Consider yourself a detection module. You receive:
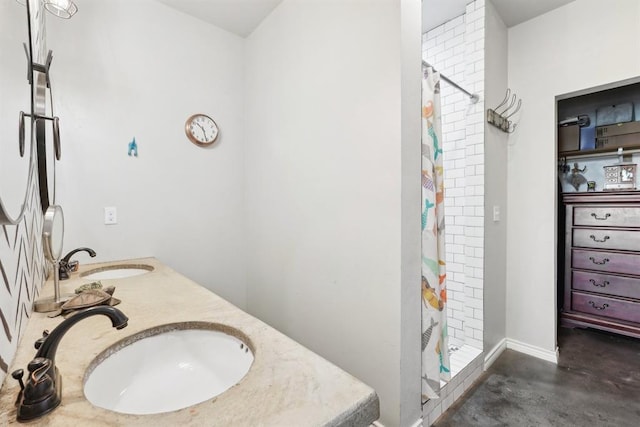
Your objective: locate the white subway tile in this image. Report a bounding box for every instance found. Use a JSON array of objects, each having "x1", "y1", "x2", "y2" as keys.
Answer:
[
  {"x1": 445, "y1": 34, "x2": 465, "y2": 50},
  {"x1": 452, "y1": 271, "x2": 465, "y2": 283},
  {"x1": 466, "y1": 317, "x2": 483, "y2": 330},
  {"x1": 473, "y1": 328, "x2": 484, "y2": 341},
  {"x1": 466, "y1": 337, "x2": 484, "y2": 350},
  {"x1": 426, "y1": 24, "x2": 444, "y2": 40},
  {"x1": 466, "y1": 277, "x2": 482, "y2": 288},
  {"x1": 466, "y1": 236, "x2": 483, "y2": 248},
  {"x1": 448, "y1": 262, "x2": 464, "y2": 273},
  {"x1": 445, "y1": 15, "x2": 465, "y2": 31},
  {"x1": 428, "y1": 403, "x2": 442, "y2": 426},
  {"x1": 445, "y1": 54, "x2": 465, "y2": 69},
  {"x1": 466, "y1": 216, "x2": 484, "y2": 227},
  {"x1": 464, "y1": 286, "x2": 475, "y2": 298},
  {"x1": 467, "y1": 175, "x2": 483, "y2": 186},
  {"x1": 465, "y1": 3, "x2": 475, "y2": 15},
  {"x1": 448, "y1": 317, "x2": 463, "y2": 330}
]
